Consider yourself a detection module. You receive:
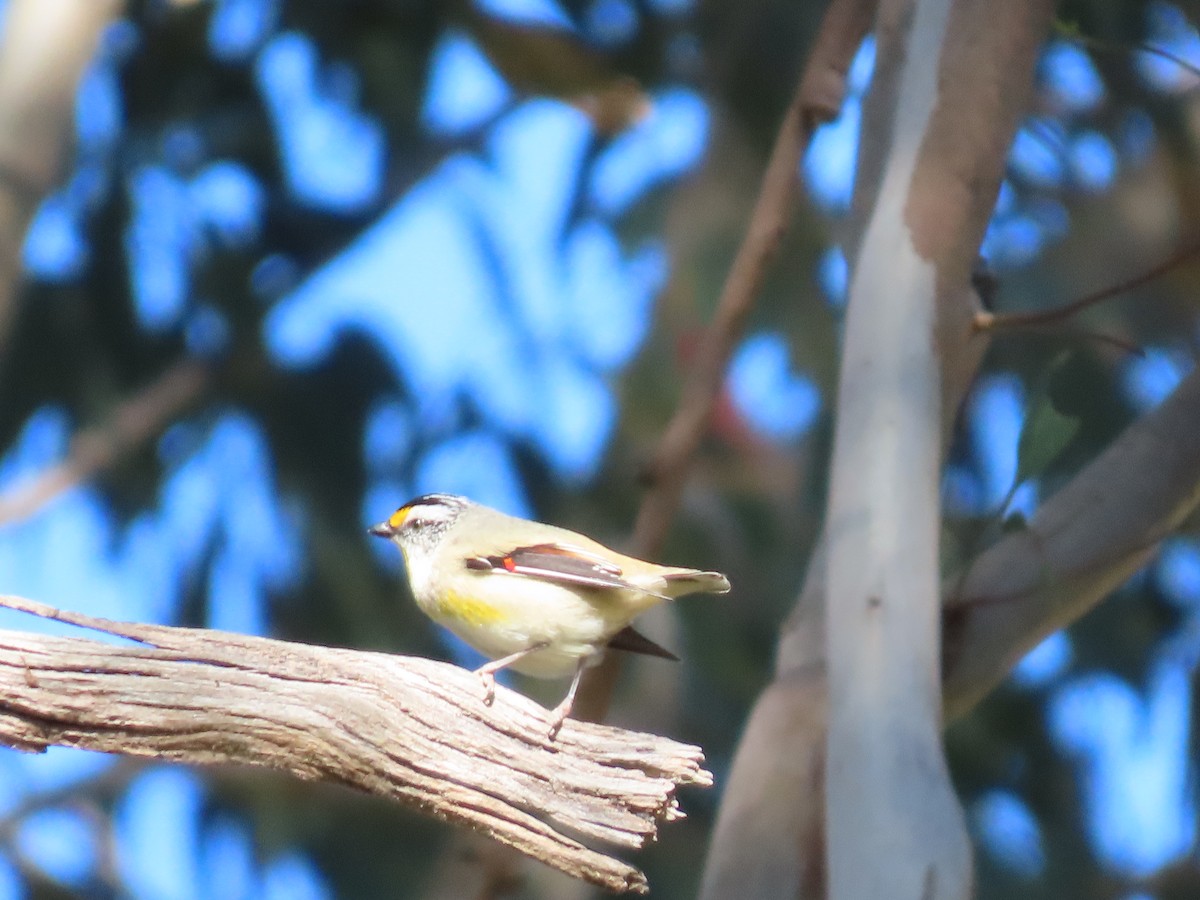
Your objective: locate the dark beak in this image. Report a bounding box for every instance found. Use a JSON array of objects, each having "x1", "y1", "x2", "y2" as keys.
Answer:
[{"x1": 368, "y1": 522, "x2": 393, "y2": 538}]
